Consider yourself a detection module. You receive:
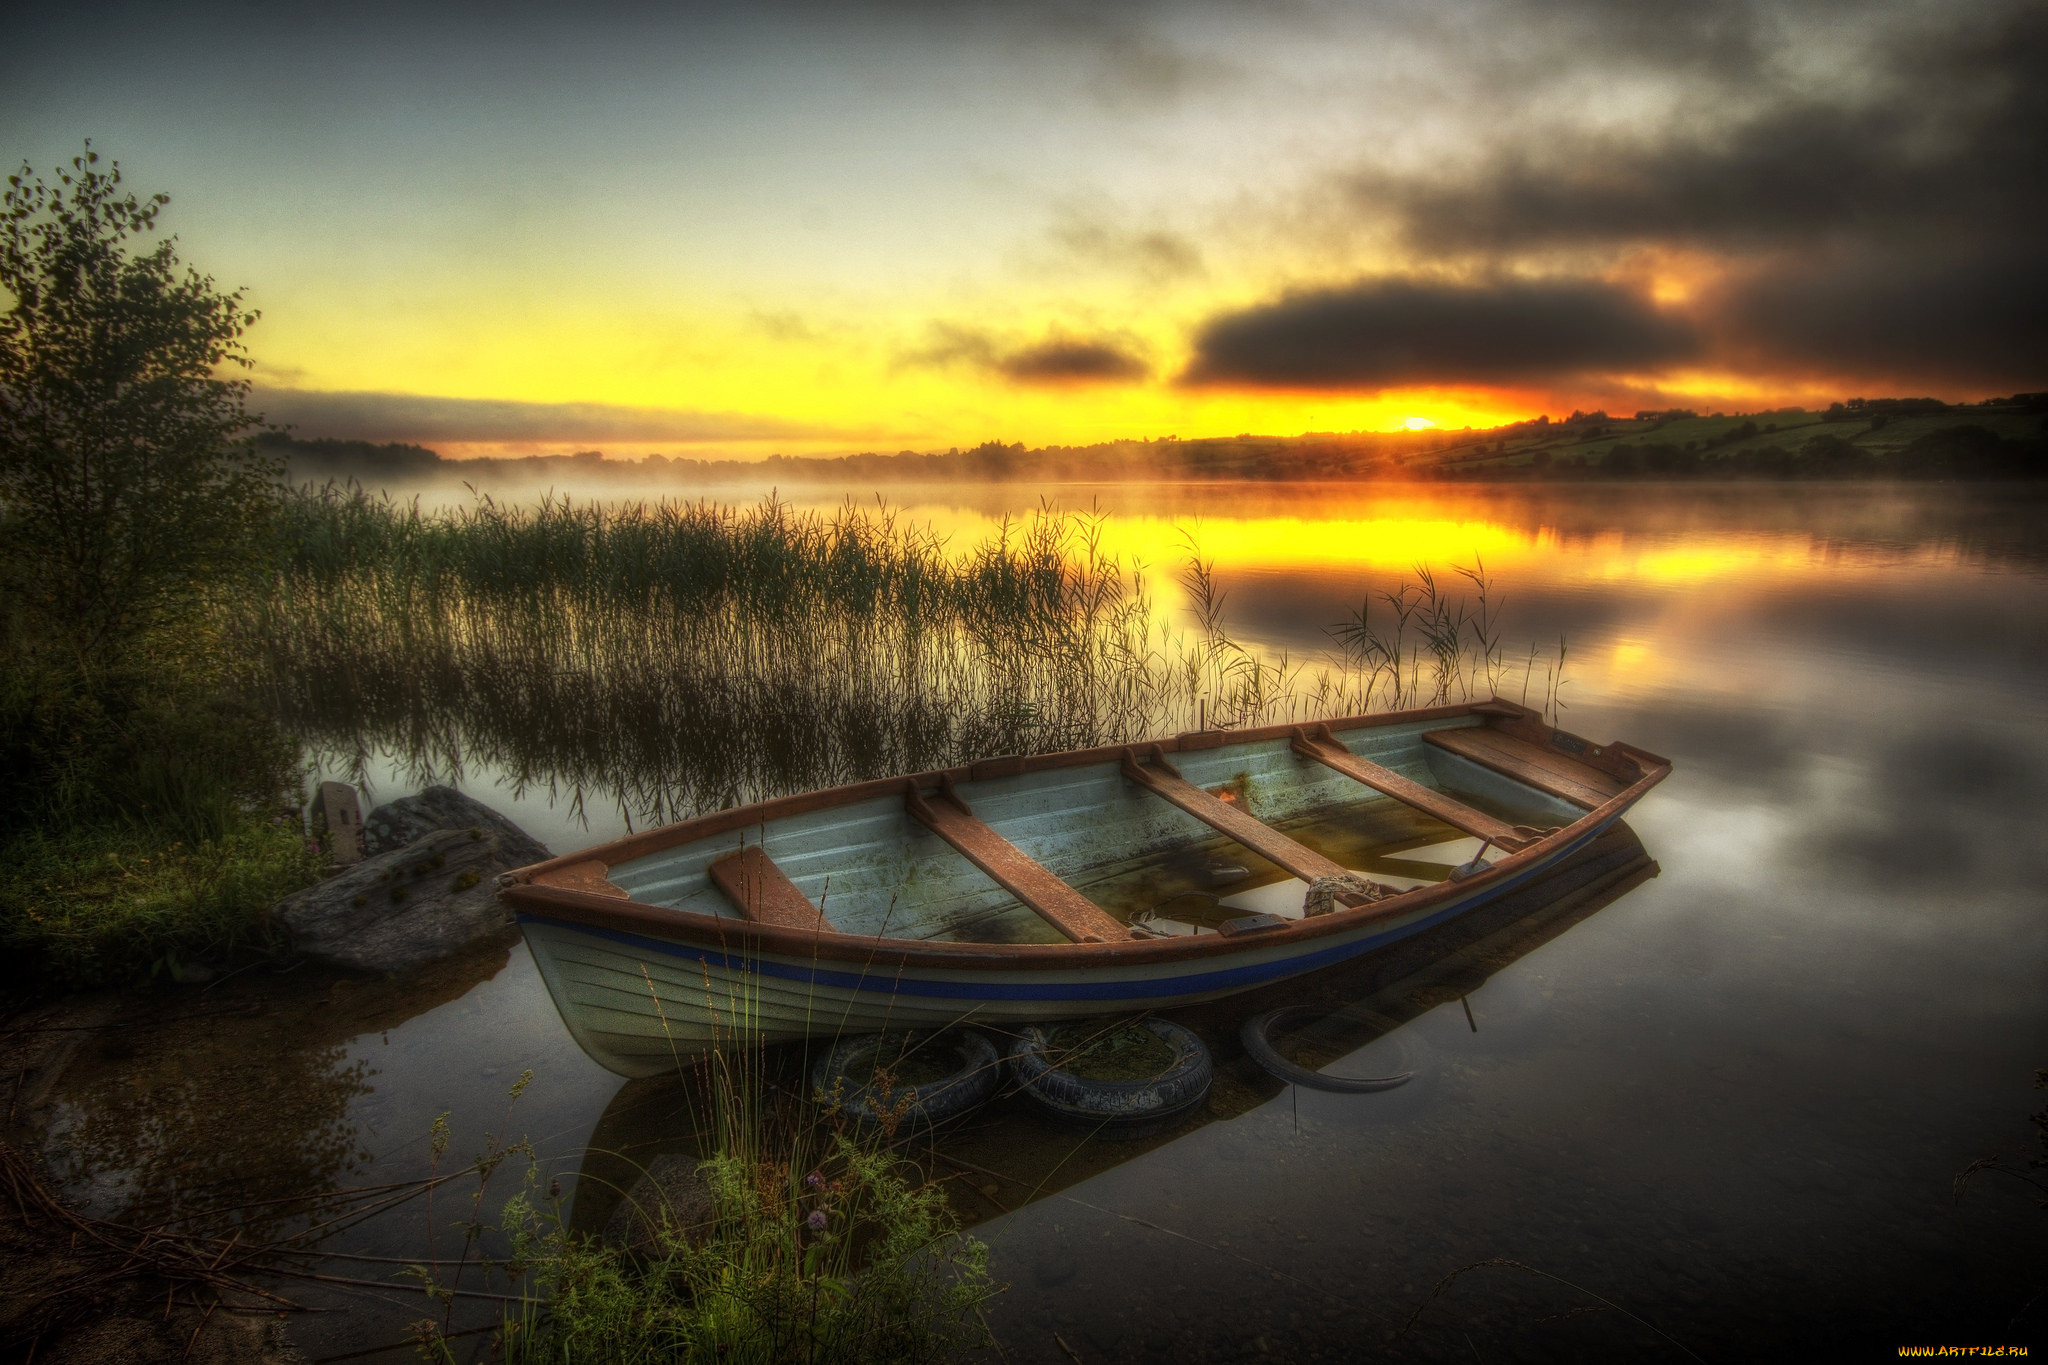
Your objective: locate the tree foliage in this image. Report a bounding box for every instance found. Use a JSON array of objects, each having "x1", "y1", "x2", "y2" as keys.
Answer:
[
  {"x1": 0, "y1": 144, "x2": 293, "y2": 837},
  {"x1": 0, "y1": 142, "x2": 279, "y2": 669}
]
